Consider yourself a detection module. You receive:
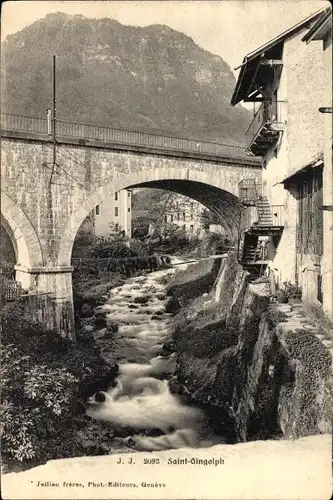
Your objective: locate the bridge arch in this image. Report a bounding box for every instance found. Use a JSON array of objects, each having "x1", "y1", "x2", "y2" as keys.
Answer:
[
  {"x1": 58, "y1": 167, "x2": 244, "y2": 266},
  {"x1": 0, "y1": 191, "x2": 44, "y2": 269}
]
